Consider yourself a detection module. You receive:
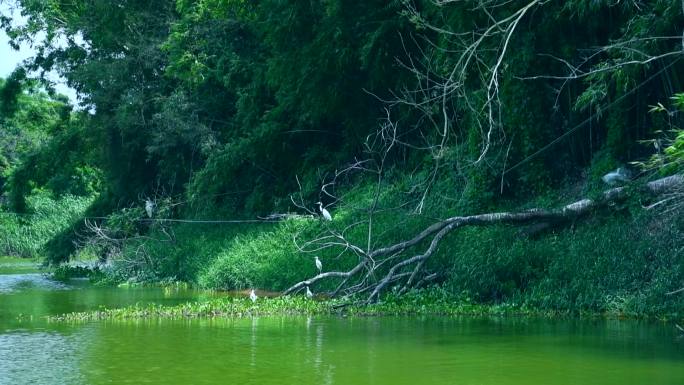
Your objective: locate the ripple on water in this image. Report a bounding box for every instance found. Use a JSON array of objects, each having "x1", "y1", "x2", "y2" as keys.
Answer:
[
  {"x1": 0, "y1": 274, "x2": 70, "y2": 294},
  {"x1": 0, "y1": 331, "x2": 85, "y2": 385}
]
